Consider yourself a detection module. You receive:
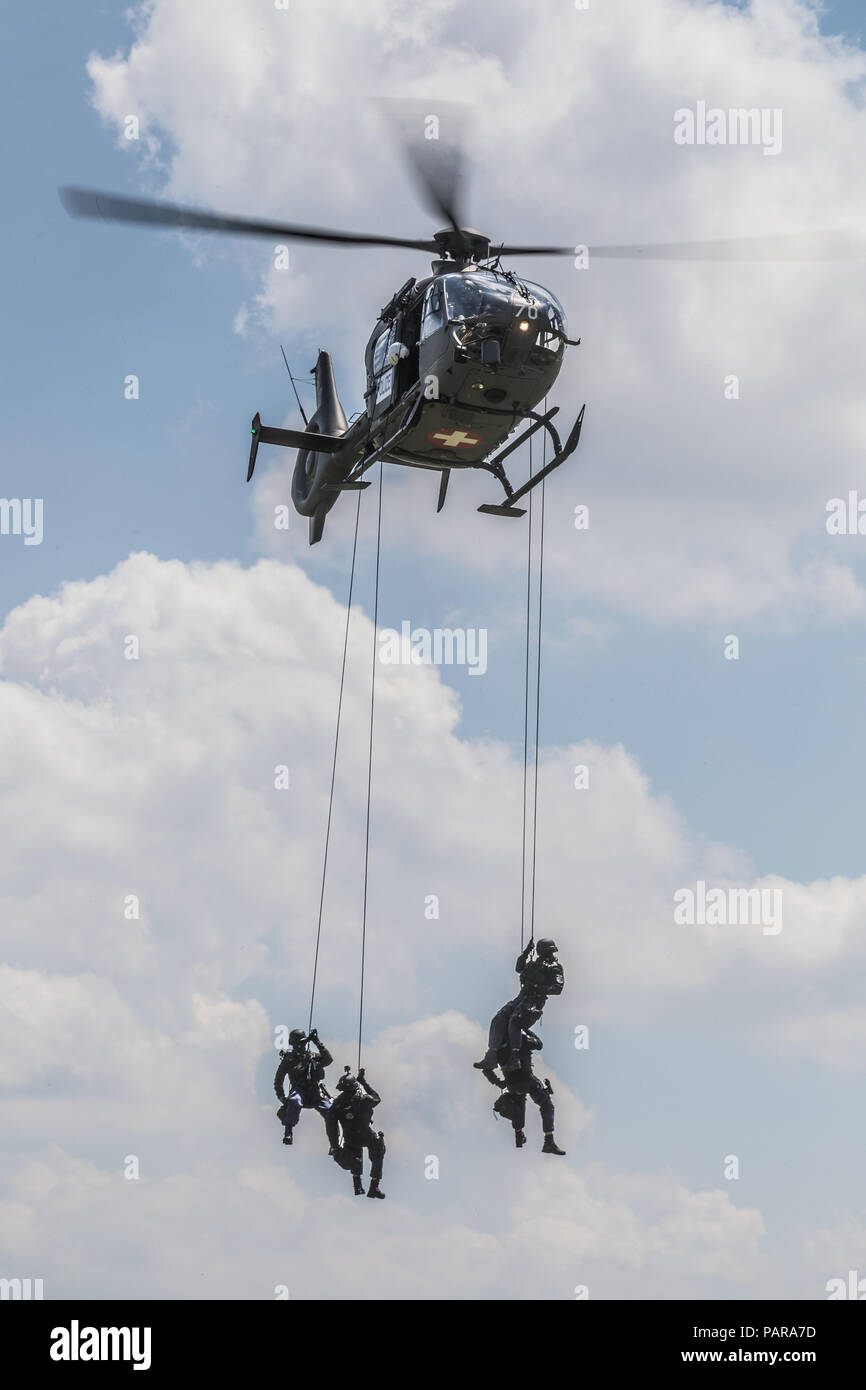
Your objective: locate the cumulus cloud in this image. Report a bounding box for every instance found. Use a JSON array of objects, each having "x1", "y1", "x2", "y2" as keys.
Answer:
[
  {"x1": 0, "y1": 548, "x2": 863, "y2": 1296},
  {"x1": 0, "y1": 1008, "x2": 766, "y2": 1300},
  {"x1": 4, "y1": 550, "x2": 862, "y2": 1025}
]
